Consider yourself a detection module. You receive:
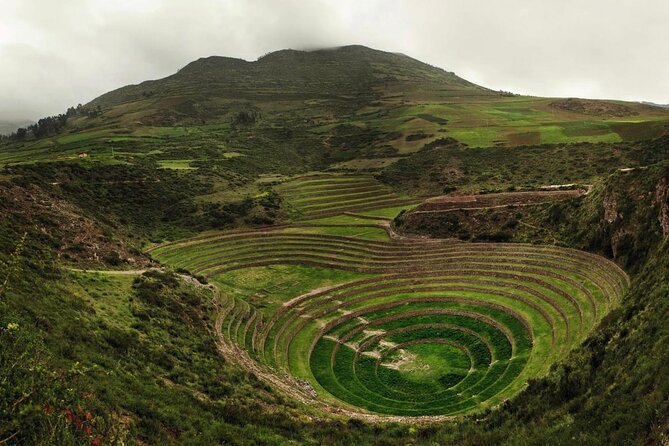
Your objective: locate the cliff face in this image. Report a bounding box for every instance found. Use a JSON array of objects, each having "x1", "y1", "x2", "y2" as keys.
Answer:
[
  {"x1": 654, "y1": 174, "x2": 669, "y2": 236},
  {"x1": 540, "y1": 163, "x2": 669, "y2": 270},
  {"x1": 597, "y1": 166, "x2": 669, "y2": 265}
]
